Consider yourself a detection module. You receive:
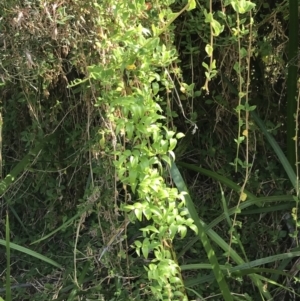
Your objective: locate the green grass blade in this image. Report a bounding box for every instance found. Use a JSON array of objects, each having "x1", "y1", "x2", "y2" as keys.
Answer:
[
  {"x1": 209, "y1": 196, "x2": 293, "y2": 230},
  {"x1": 171, "y1": 162, "x2": 272, "y2": 299},
  {"x1": 250, "y1": 110, "x2": 297, "y2": 190},
  {"x1": 181, "y1": 263, "x2": 284, "y2": 274},
  {"x1": 182, "y1": 251, "x2": 300, "y2": 272},
  {"x1": 0, "y1": 239, "x2": 62, "y2": 269},
  {"x1": 179, "y1": 196, "x2": 294, "y2": 258},
  {"x1": 184, "y1": 268, "x2": 293, "y2": 295},
  {"x1": 31, "y1": 203, "x2": 93, "y2": 245},
  {"x1": 220, "y1": 184, "x2": 232, "y2": 228},
  {"x1": 219, "y1": 184, "x2": 248, "y2": 261},
  {"x1": 6, "y1": 201, "x2": 29, "y2": 235},
  {"x1": 177, "y1": 162, "x2": 295, "y2": 204},
  {"x1": 182, "y1": 265, "x2": 291, "y2": 286},
  {"x1": 184, "y1": 287, "x2": 205, "y2": 300},
  {"x1": 233, "y1": 250, "x2": 300, "y2": 270},
  {"x1": 270, "y1": 246, "x2": 300, "y2": 283},
  {"x1": 177, "y1": 161, "x2": 258, "y2": 200},
  {"x1": 170, "y1": 162, "x2": 234, "y2": 301},
  {"x1": 196, "y1": 222, "x2": 271, "y2": 299},
  {"x1": 240, "y1": 203, "x2": 294, "y2": 215},
  {"x1": 6, "y1": 211, "x2": 11, "y2": 301},
  {"x1": 252, "y1": 273, "x2": 300, "y2": 299},
  {"x1": 177, "y1": 162, "x2": 295, "y2": 257},
  {"x1": 231, "y1": 267, "x2": 290, "y2": 278}
]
